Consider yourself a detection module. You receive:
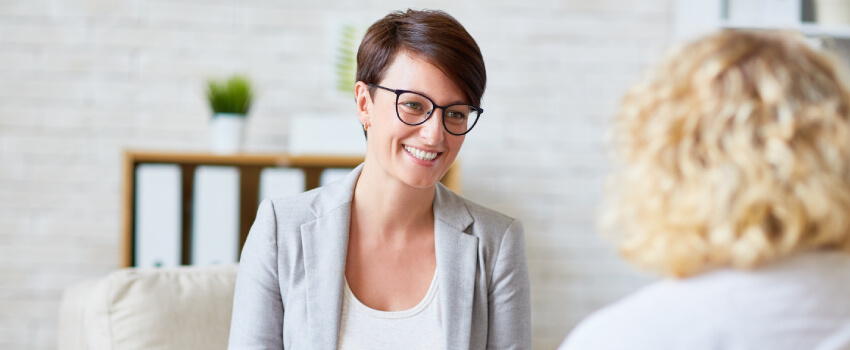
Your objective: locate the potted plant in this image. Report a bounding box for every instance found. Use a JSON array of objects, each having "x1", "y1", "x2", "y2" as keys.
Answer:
[{"x1": 206, "y1": 75, "x2": 253, "y2": 154}]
